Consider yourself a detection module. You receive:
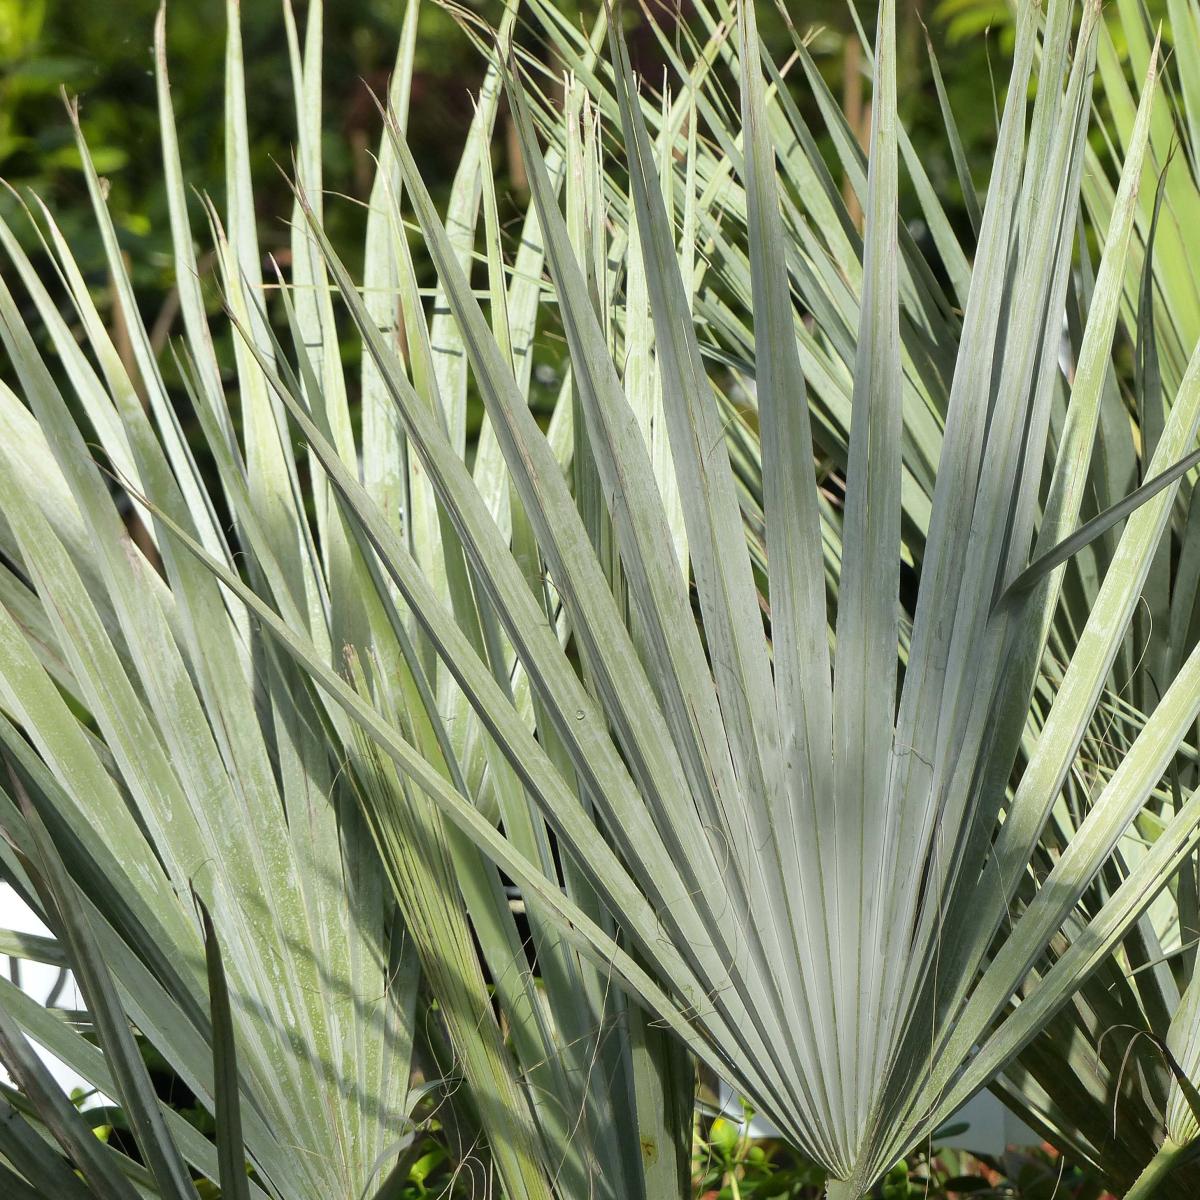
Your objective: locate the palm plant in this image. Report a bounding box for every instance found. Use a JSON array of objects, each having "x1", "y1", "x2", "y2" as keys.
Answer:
[
  {"x1": 958, "y1": 4, "x2": 1200, "y2": 1192},
  {"x1": 2, "y1": 2, "x2": 1200, "y2": 1200},
  {"x1": 386, "y1": 0, "x2": 1200, "y2": 1190},
  {"x1": 0, "y1": 4, "x2": 691, "y2": 1199},
  {"x1": 531, "y1": 0, "x2": 1200, "y2": 1192}
]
